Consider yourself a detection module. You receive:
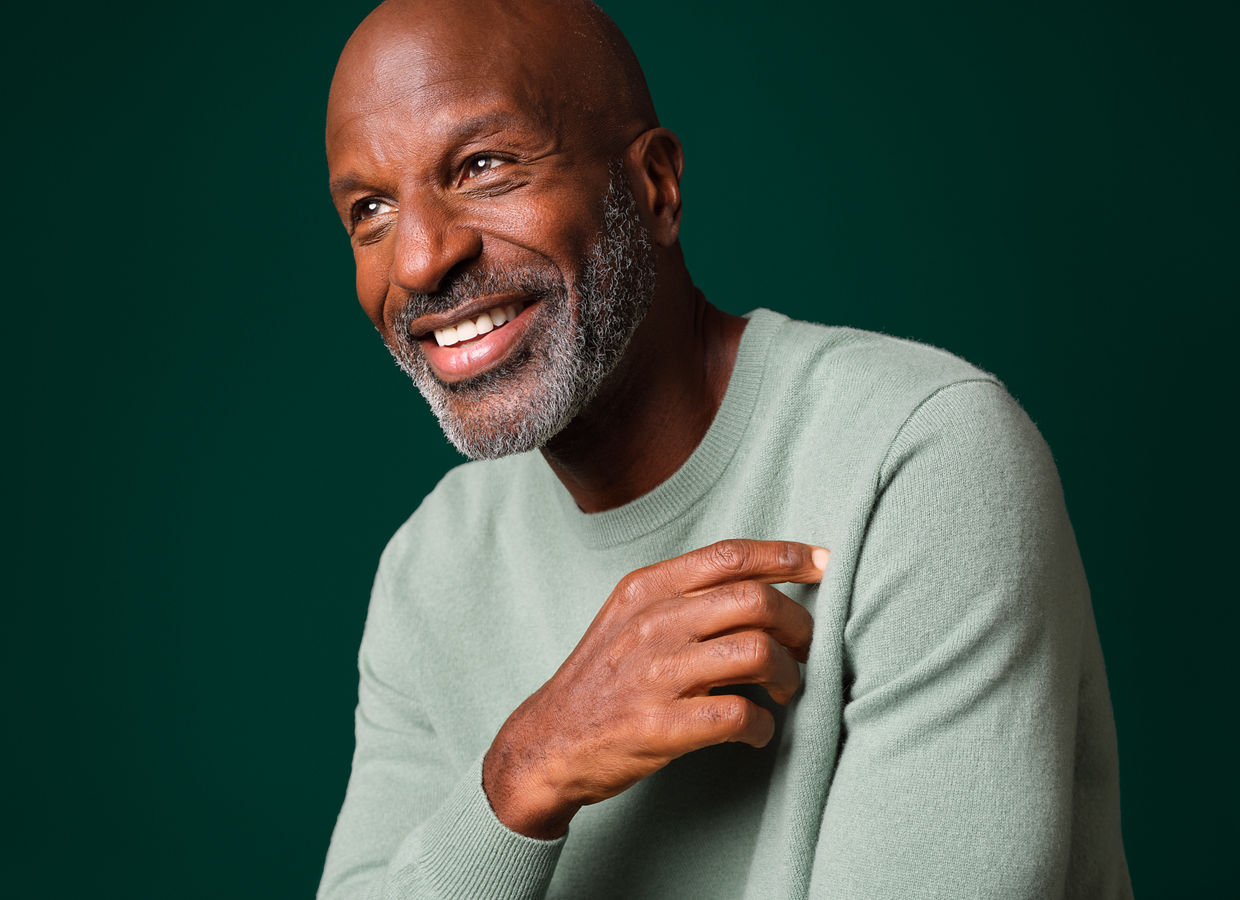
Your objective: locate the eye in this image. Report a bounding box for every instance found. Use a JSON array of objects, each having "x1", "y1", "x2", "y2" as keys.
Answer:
[
  {"x1": 464, "y1": 155, "x2": 506, "y2": 180},
  {"x1": 351, "y1": 197, "x2": 393, "y2": 225}
]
